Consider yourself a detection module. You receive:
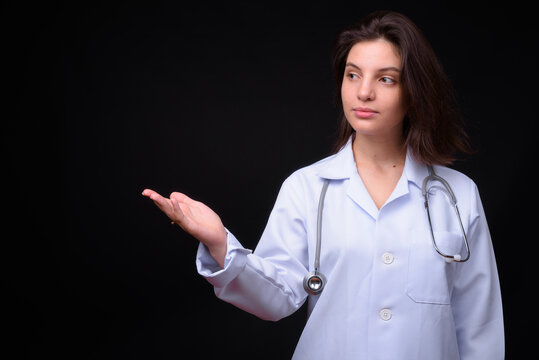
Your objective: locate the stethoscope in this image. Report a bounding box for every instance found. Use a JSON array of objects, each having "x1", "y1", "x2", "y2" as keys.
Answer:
[{"x1": 303, "y1": 165, "x2": 471, "y2": 295}]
